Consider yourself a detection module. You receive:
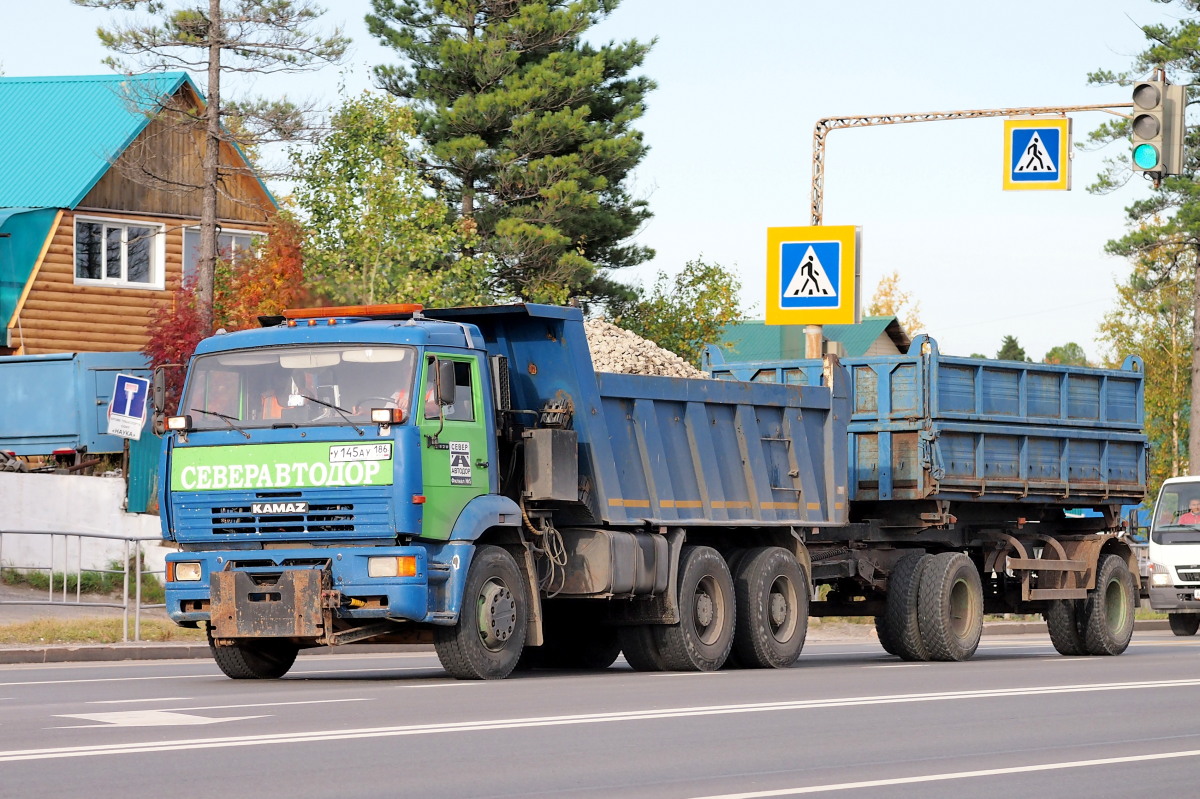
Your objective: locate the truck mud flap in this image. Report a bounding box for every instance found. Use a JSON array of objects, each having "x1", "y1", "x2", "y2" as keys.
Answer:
[{"x1": 211, "y1": 569, "x2": 327, "y2": 639}]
